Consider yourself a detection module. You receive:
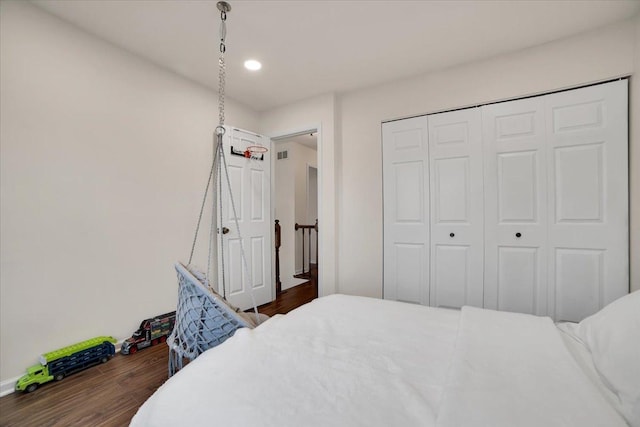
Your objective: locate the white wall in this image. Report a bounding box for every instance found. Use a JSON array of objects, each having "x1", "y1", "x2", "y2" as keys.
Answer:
[
  {"x1": 632, "y1": 14, "x2": 640, "y2": 292},
  {"x1": 338, "y1": 17, "x2": 640, "y2": 298},
  {"x1": 259, "y1": 94, "x2": 338, "y2": 296},
  {"x1": 307, "y1": 165, "x2": 319, "y2": 262},
  {"x1": 273, "y1": 141, "x2": 304, "y2": 290},
  {"x1": 0, "y1": 1, "x2": 259, "y2": 385}
]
